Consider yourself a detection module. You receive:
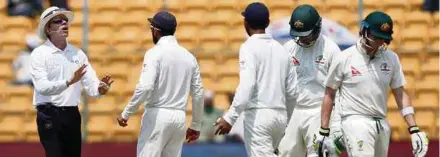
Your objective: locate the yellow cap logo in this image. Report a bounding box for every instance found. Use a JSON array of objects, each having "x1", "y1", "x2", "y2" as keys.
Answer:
[
  {"x1": 380, "y1": 23, "x2": 391, "y2": 32},
  {"x1": 294, "y1": 20, "x2": 304, "y2": 29}
]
